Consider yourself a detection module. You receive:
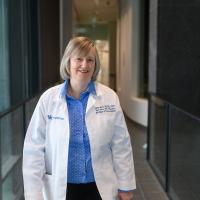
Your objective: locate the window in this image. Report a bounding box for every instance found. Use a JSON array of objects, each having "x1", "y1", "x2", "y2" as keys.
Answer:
[{"x1": 0, "y1": 0, "x2": 10, "y2": 112}]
